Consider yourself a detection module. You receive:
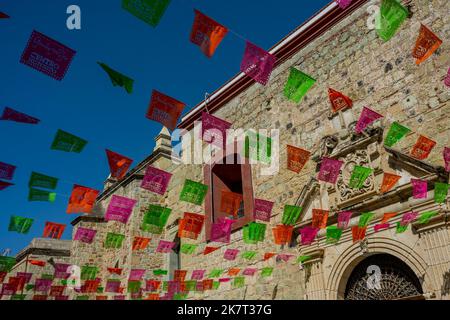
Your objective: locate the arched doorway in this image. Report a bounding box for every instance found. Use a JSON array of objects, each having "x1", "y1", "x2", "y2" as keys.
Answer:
[{"x1": 344, "y1": 254, "x2": 423, "y2": 300}]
